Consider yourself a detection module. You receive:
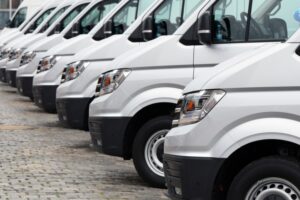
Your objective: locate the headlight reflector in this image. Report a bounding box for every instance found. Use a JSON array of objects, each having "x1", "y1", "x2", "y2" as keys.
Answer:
[
  {"x1": 20, "y1": 51, "x2": 36, "y2": 66},
  {"x1": 0, "y1": 47, "x2": 11, "y2": 59},
  {"x1": 61, "y1": 61, "x2": 90, "y2": 83},
  {"x1": 172, "y1": 90, "x2": 226, "y2": 127},
  {"x1": 37, "y1": 55, "x2": 61, "y2": 73},
  {"x1": 8, "y1": 48, "x2": 24, "y2": 61},
  {"x1": 95, "y1": 69, "x2": 131, "y2": 97}
]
